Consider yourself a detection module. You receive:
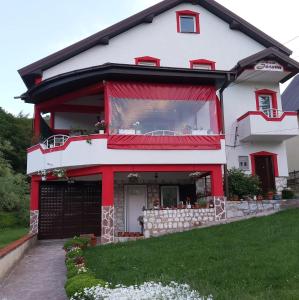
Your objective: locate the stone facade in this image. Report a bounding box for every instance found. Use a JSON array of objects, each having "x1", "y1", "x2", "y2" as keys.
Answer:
[
  {"x1": 143, "y1": 208, "x2": 215, "y2": 238},
  {"x1": 101, "y1": 206, "x2": 114, "y2": 244},
  {"x1": 29, "y1": 210, "x2": 39, "y2": 234},
  {"x1": 275, "y1": 177, "x2": 288, "y2": 194},
  {"x1": 226, "y1": 200, "x2": 281, "y2": 219},
  {"x1": 114, "y1": 184, "x2": 125, "y2": 234},
  {"x1": 214, "y1": 197, "x2": 226, "y2": 221}
]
